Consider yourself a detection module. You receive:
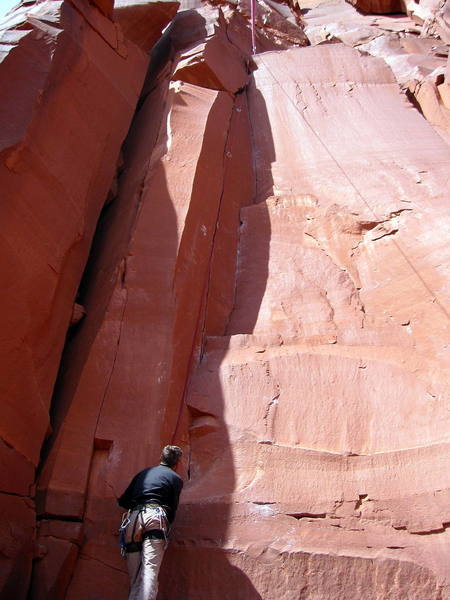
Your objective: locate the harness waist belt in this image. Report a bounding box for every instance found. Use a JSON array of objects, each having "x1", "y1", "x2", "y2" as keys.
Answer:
[
  {"x1": 124, "y1": 541, "x2": 142, "y2": 554},
  {"x1": 124, "y1": 529, "x2": 165, "y2": 553},
  {"x1": 132, "y1": 502, "x2": 161, "y2": 511},
  {"x1": 142, "y1": 529, "x2": 165, "y2": 540}
]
